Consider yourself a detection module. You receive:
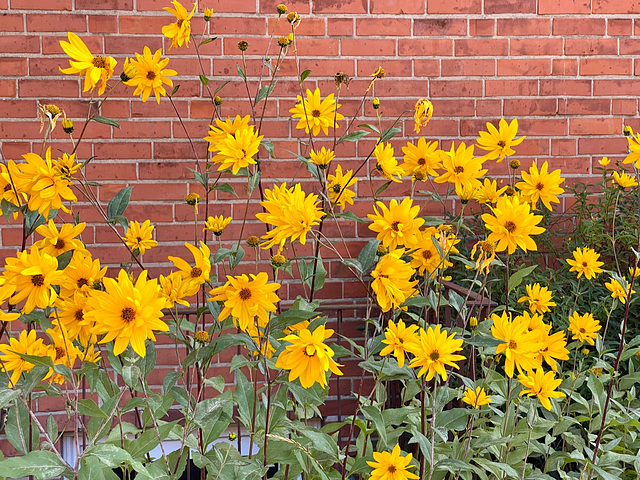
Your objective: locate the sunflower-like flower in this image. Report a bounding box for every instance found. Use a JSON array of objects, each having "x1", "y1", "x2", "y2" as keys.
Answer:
[
  {"x1": 52, "y1": 152, "x2": 80, "y2": 179},
  {"x1": 474, "y1": 178, "x2": 507, "y2": 204},
  {"x1": 34, "y1": 220, "x2": 88, "y2": 258},
  {"x1": 371, "y1": 249, "x2": 417, "y2": 312},
  {"x1": 124, "y1": 220, "x2": 157, "y2": 255},
  {"x1": 0, "y1": 330, "x2": 48, "y2": 387},
  {"x1": 482, "y1": 195, "x2": 545, "y2": 254},
  {"x1": 400, "y1": 138, "x2": 441, "y2": 178},
  {"x1": 517, "y1": 283, "x2": 556, "y2": 315},
  {"x1": 406, "y1": 324, "x2": 465, "y2": 382},
  {"x1": 162, "y1": 1, "x2": 197, "y2": 49},
  {"x1": 409, "y1": 227, "x2": 458, "y2": 277},
  {"x1": 462, "y1": 387, "x2": 492, "y2": 408},
  {"x1": 205, "y1": 115, "x2": 252, "y2": 147},
  {"x1": 53, "y1": 291, "x2": 93, "y2": 347},
  {"x1": 167, "y1": 241, "x2": 212, "y2": 295},
  {"x1": 326, "y1": 164, "x2": 357, "y2": 210},
  {"x1": 535, "y1": 328, "x2": 569, "y2": 372},
  {"x1": 45, "y1": 326, "x2": 82, "y2": 384},
  {"x1": 414, "y1": 98, "x2": 433, "y2": 134},
  {"x1": 568, "y1": 312, "x2": 601, "y2": 345},
  {"x1": 374, "y1": 142, "x2": 404, "y2": 183},
  {"x1": 59, "y1": 253, "x2": 107, "y2": 299},
  {"x1": 623, "y1": 131, "x2": 640, "y2": 168},
  {"x1": 516, "y1": 161, "x2": 565, "y2": 211},
  {"x1": 208, "y1": 272, "x2": 280, "y2": 332},
  {"x1": 367, "y1": 444, "x2": 419, "y2": 480},
  {"x1": 204, "y1": 215, "x2": 232, "y2": 236},
  {"x1": 612, "y1": 171, "x2": 638, "y2": 189},
  {"x1": 367, "y1": 198, "x2": 424, "y2": 251},
  {"x1": 86, "y1": 270, "x2": 169, "y2": 357},
  {"x1": 211, "y1": 126, "x2": 263, "y2": 175},
  {"x1": 605, "y1": 278, "x2": 635, "y2": 304},
  {"x1": 38, "y1": 103, "x2": 63, "y2": 134},
  {"x1": 518, "y1": 368, "x2": 565, "y2": 411},
  {"x1": 125, "y1": 47, "x2": 177, "y2": 104},
  {"x1": 159, "y1": 272, "x2": 191, "y2": 309},
  {"x1": 275, "y1": 325, "x2": 343, "y2": 389},
  {"x1": 309, "y1": 147, "x2": 334, "y2": 169},
  {"x1": 470, "y1": 239, "x2": 496, "y2": 274},
  {"x1": 290, "y1": 88, "x2": 343, "y2": 137},
  {"x1": 476, "y1": 118, "x2": 525, "y2": 163},
  {"x1": 380, "y1": 319, "x2": 418, "y2": 368},
  {"x1": 434, "y1": 142, "x2": 487, "y2": 197},
  {"x1": 59, "y1": 32, "x2": 117, "y2": 96},
  {"x1": 491, "y1": 312, "x2": 542, "y2": 378},
  {"x1": 0, "y1": 164, "x2": 25, "y2": 219},
  {"x1": 566, "y1": 247, "x2": 604, "y2": 280},
  {"x1": 256, "y1": 183, "x2": 325, "y2": 249}
]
